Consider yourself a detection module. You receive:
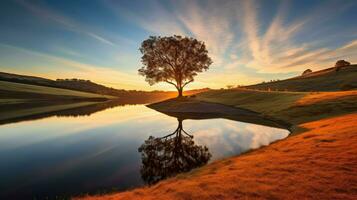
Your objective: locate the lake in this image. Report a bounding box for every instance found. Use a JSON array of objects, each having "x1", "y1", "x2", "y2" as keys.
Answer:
[{"x1": 0, "y1": 104, "x2": 289, "y2": 199}]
